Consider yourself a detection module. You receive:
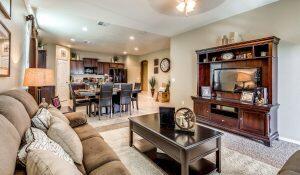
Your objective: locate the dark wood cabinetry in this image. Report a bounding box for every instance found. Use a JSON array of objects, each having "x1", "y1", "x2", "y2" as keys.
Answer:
[
  {"x1": 192, "y1": 37, "x2": 280, "y2": 146},
  {"x1": 70, "y1": 59, "x2": 125, "y2": 75},
  {"x1": 70, "y1": 60, "x2": 84, "y2": 75},
  {"x1": 38, "y1": 50, "x2": 55, "y2": 103},
  {"x1": 83, "y1": 58, "x2": 98, "y2": 67},
  {"x1": 97, "y1": 62, "x2": 104, "y2": 75},
  {"x1": 103, "y1": 63, "x2": 110, "y2": 75}
]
